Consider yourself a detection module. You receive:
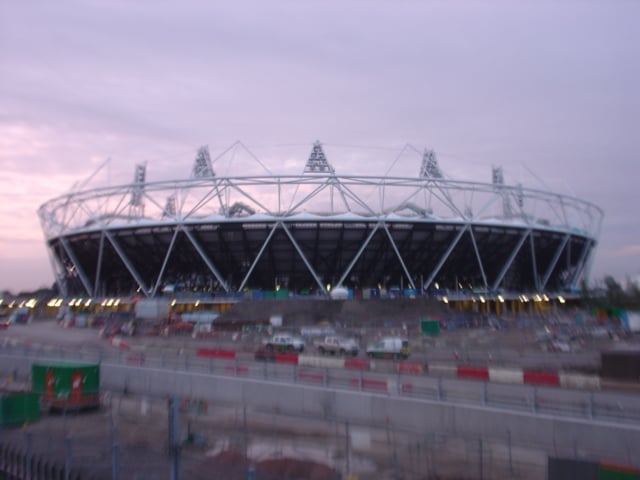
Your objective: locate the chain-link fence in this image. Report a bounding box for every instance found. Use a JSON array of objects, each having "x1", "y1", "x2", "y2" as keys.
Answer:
[{"x1": 0, "y1": 390, "x2": 560, "y2": 480}]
